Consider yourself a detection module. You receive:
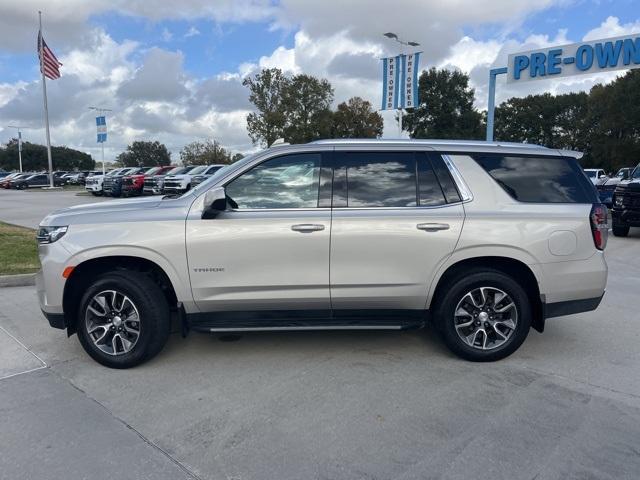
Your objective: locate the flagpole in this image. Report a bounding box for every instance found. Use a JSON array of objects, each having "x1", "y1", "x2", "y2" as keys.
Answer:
[{"x1": 39, "y1": 11, "x2": 55, "y2": 188}]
